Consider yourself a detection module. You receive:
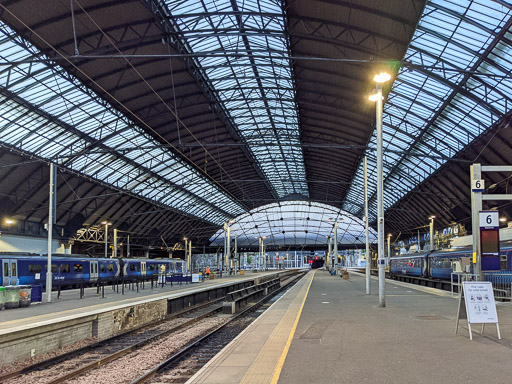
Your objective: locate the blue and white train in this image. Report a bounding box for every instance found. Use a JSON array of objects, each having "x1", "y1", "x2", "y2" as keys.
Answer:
[
  {"x1": 0, "y1": 253, "x2": 187, "y2": 288},
  {"x1": 389, "y1": 240, "x2": 512, "y2": 279}
]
